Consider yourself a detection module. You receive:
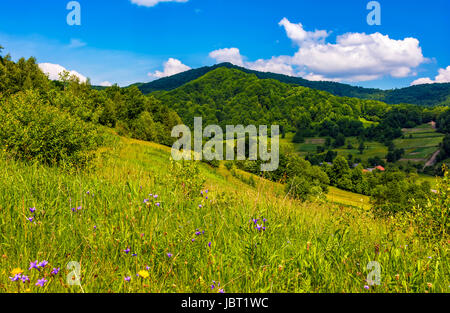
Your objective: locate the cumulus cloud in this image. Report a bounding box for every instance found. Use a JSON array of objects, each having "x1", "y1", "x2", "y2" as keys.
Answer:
[
  {"x1": 148, "y1": 58, "x2": 191, "y2": 79},
  {"x1": 99, "y1": 81, "x2": 113, "y2": 87},
  {"x1": 38, "y1": 63, "x2": 87, "y2": 82},
  {"x1": 210, "y1": 18, "x2": 427, "y2": 82},
  {"x1": 209, "y1": 48, "x2": 295, "y2": 76},
  {"x1": 130, "y1": 0, "x2": 188, "y2": 7},
  {"x1": 278, "y1": 18, "x2": 329, "y2": 45},
  {"x1": 209, "y1": 48, "x2": 244, "y2": 66},
  {"x1": 411, "y1": 66, "x2": 450, "y2": 85}
]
